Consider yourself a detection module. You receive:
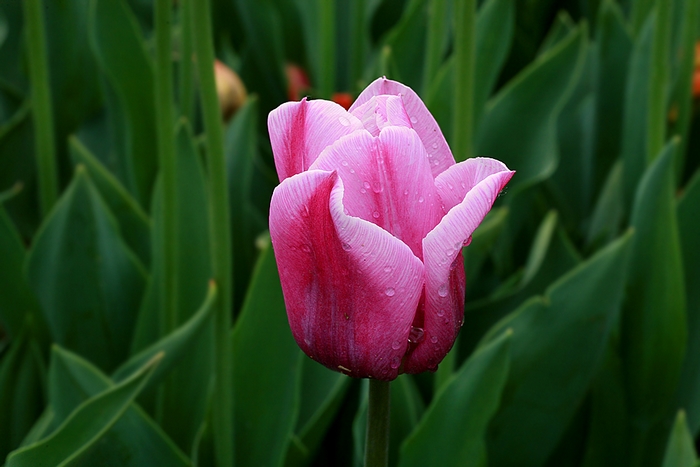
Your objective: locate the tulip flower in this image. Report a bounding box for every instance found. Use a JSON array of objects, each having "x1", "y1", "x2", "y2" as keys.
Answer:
[
  {"x1": 268, "y1": 77, "x2": 514, "y2": 381},
  {"x1": 214, "y1": 59, "x2": 246, "y2": 121}
]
